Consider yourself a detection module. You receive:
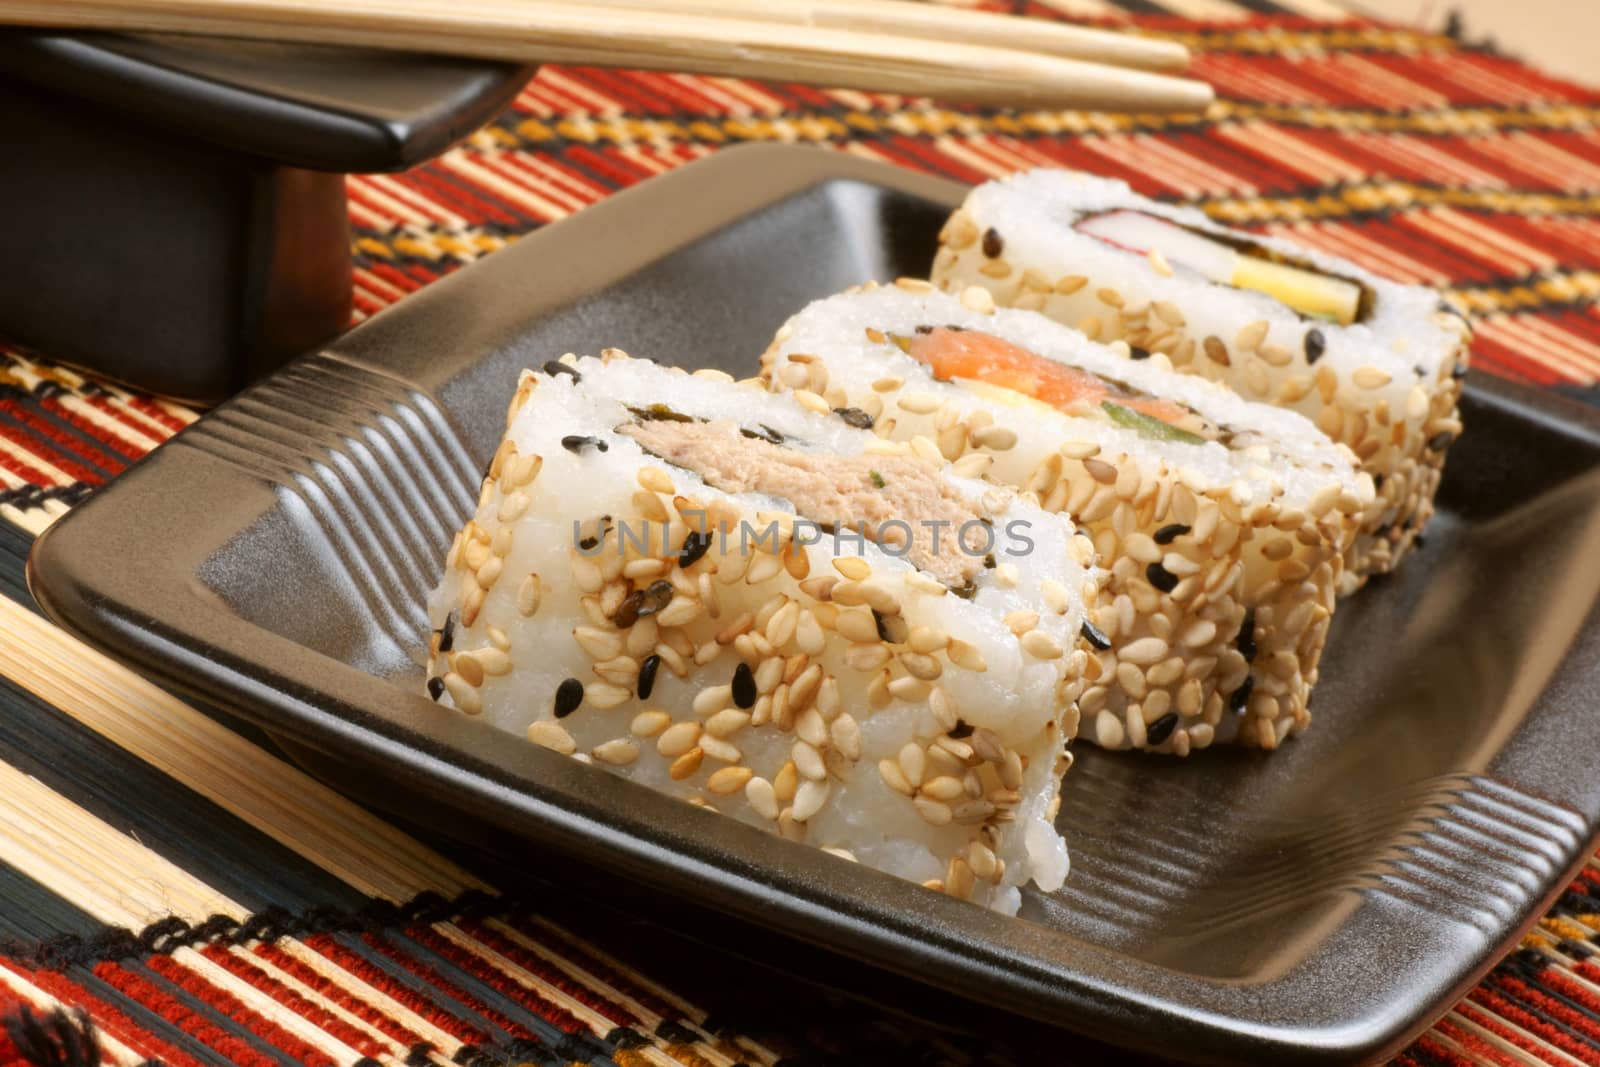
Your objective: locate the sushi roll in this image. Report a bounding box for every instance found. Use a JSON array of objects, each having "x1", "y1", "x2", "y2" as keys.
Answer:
[
  {"x1": 426, "y1": 351, "x2": 1097, "y2": 913},
  {"x1": 760, "y1": 281, "x2": 1370, "y2": 754},
  {"x1": 931, "y1": 171, "x2": 1471, "y2": 590}
]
